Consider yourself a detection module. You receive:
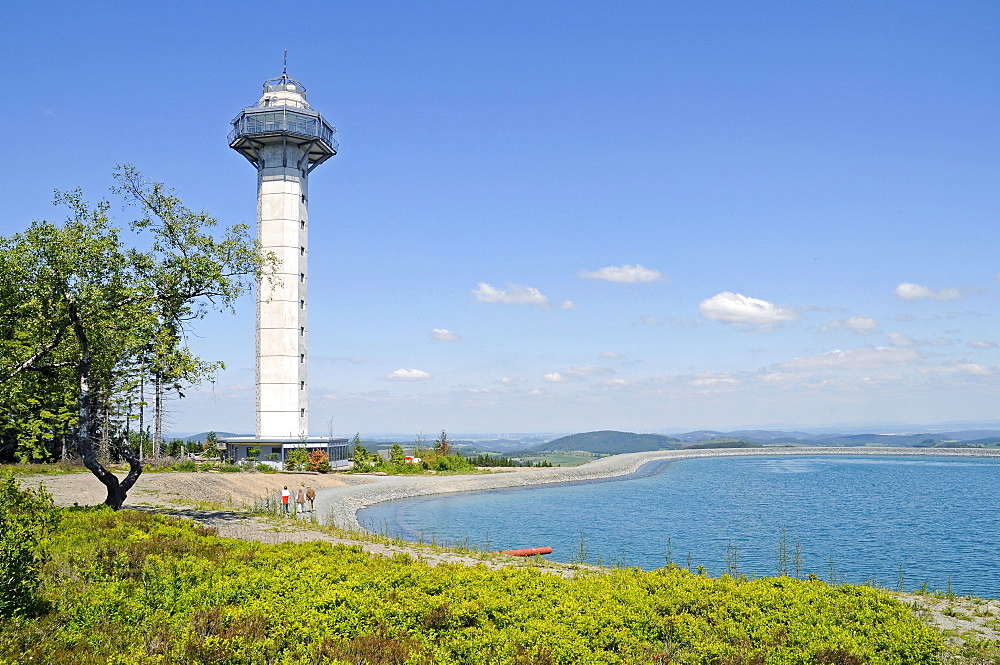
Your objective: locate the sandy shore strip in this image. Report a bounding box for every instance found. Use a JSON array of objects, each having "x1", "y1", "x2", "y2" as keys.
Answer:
[{"x1": 316, "y1": 446, "x2": 1000, "y2": 532}]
